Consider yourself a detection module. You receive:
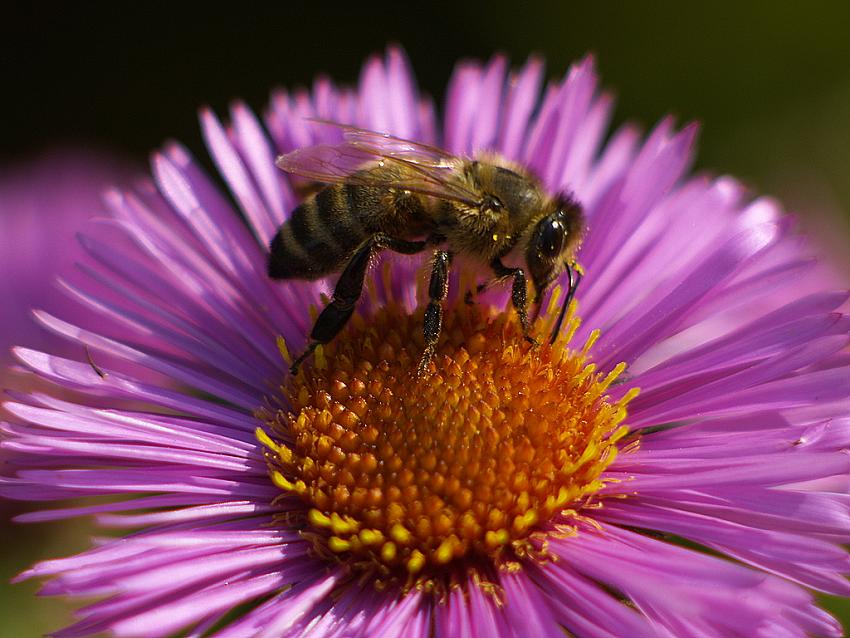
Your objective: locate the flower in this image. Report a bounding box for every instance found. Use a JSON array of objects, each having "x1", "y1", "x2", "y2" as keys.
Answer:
[
  {"x1": 0, "y1": 148, "x2": 138, "y2": 636},
  {"x1": 3, "y1": 46, "x2": 850, "y2": 637},
  {"x1": 0, "y1": 150, "x2": 135, "y2": 379}
]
